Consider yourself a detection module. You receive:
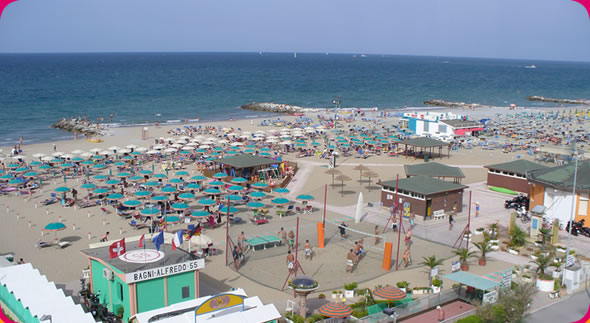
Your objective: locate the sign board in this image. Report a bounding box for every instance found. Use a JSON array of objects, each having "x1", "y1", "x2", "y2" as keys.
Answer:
[
  {"x1": 566, "y1": 255, "x2": 575, "y2": 267},
  {"x1": 194, "y1": 293, "x2": 245, "y2": 317},
  {"x1": 126, "y1": 258, "x2": 205, "y2": 283},
  {"x1": 430, "y1": 267, "x2": 439, "y2": 278},
  {"x1": 482, "y1": 290, "x2": 498, "y2": 305},
  {"x1": 451, "y1": 261, "x2": 461, "y2": 272},
  {"x1": 502, "y1": 270, "x2": 512, "y2": 290}
]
